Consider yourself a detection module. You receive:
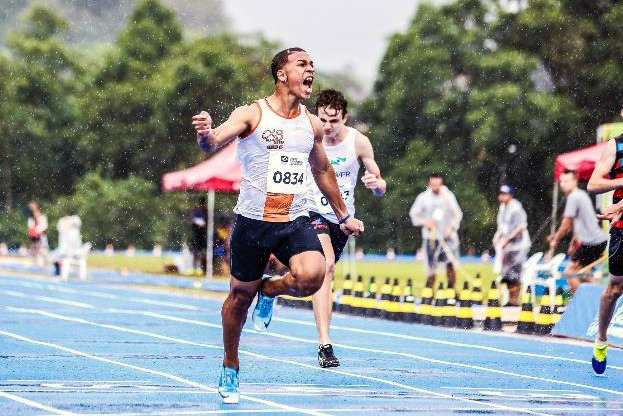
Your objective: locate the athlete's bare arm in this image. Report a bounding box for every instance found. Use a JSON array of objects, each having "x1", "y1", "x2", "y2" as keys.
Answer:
[
  {"x1": 355, "y1": 132, "x2": 386, "y2": 196},
  {"x1": 307, "y1": 112, "x2": 364, "y2": 237},
  {"x1": 191, "y1": 104, "x2": 259, "y2": 152},
  {"x1": 588, "y1": 139, "x2": 620, "y2": 194},
  {"x1": 588, "y1": 139, "x2": 623, "y2": 220},
  {"x1": 548, "y1": 217, "x2": 573, "y2": 249}
]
